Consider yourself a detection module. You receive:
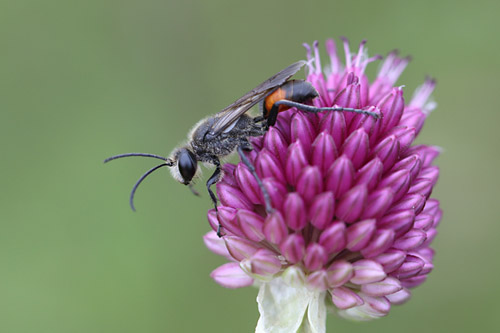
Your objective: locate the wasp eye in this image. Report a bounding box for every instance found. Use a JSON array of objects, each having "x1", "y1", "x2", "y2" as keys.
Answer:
[{"x1": 178, "y1": 149, "x2": 197, "y2": 184}]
